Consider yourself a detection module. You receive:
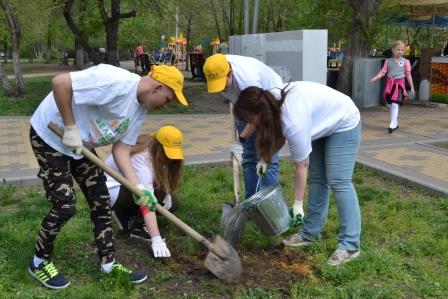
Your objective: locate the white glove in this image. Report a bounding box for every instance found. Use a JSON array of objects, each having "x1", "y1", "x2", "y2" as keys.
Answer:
[
  {"x1": 62, "y1": 125, "x2": 82, "y2": 154},
  {"x1": 151, "y1": 236, "x2": 171, "y2": 258},
  {"x1": 256, "y1": 161, "x2": 267, "y2": 176},
  {"x1": 229, "y1": 142, "x2": 243, "y2": 166},
  {"x1": 162, "y1": 194, "x2": 172, "y2": 210},
  {"x1": 293, "y1": 199, "x2": 304, "y2": 217}
]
